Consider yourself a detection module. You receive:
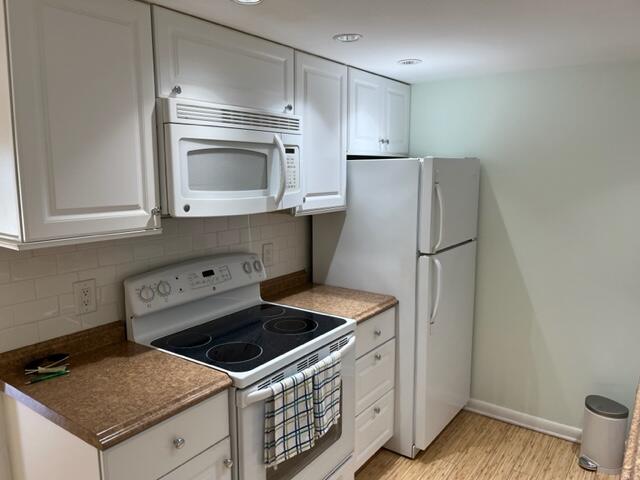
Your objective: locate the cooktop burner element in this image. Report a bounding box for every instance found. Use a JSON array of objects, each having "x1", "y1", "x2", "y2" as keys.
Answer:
[
  {"x1": 166, "y1": 333, "x2": 212, "y2": 349},
  {"x1": 263, "y1": 317, "x2": 318, "y2": 335},
  {"x1": 150, "y1": 303, "x2": 347, "y2": 372},
  {"x1": 248, "y1": 304, "x2": 286, "y2": 317},
  {"x1": 207, "y1": 342, "x2": 263, "y2": 364}
]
